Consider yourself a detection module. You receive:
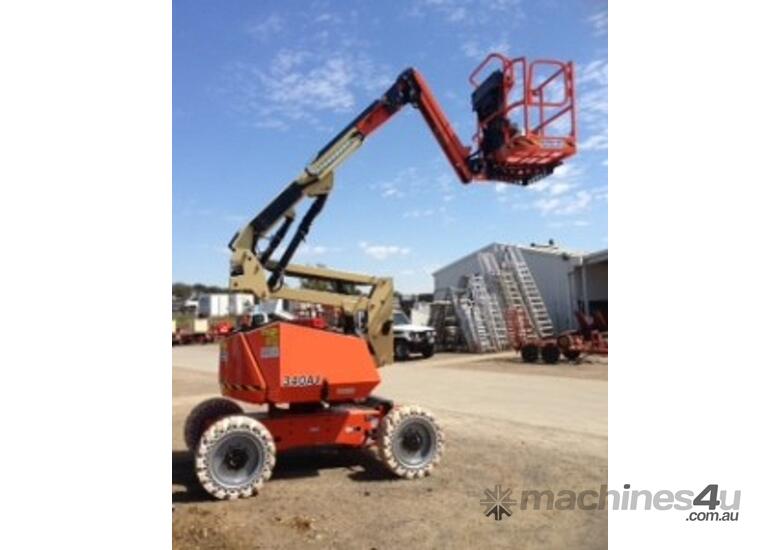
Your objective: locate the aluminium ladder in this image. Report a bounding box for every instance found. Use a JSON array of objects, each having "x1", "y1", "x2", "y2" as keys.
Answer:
[
  {"x1": 468, "y1": 273, "x2": 509, "y2": 350},
  {"x1": 500, "y1": 245, "x2": 555, "y2": 338}
]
